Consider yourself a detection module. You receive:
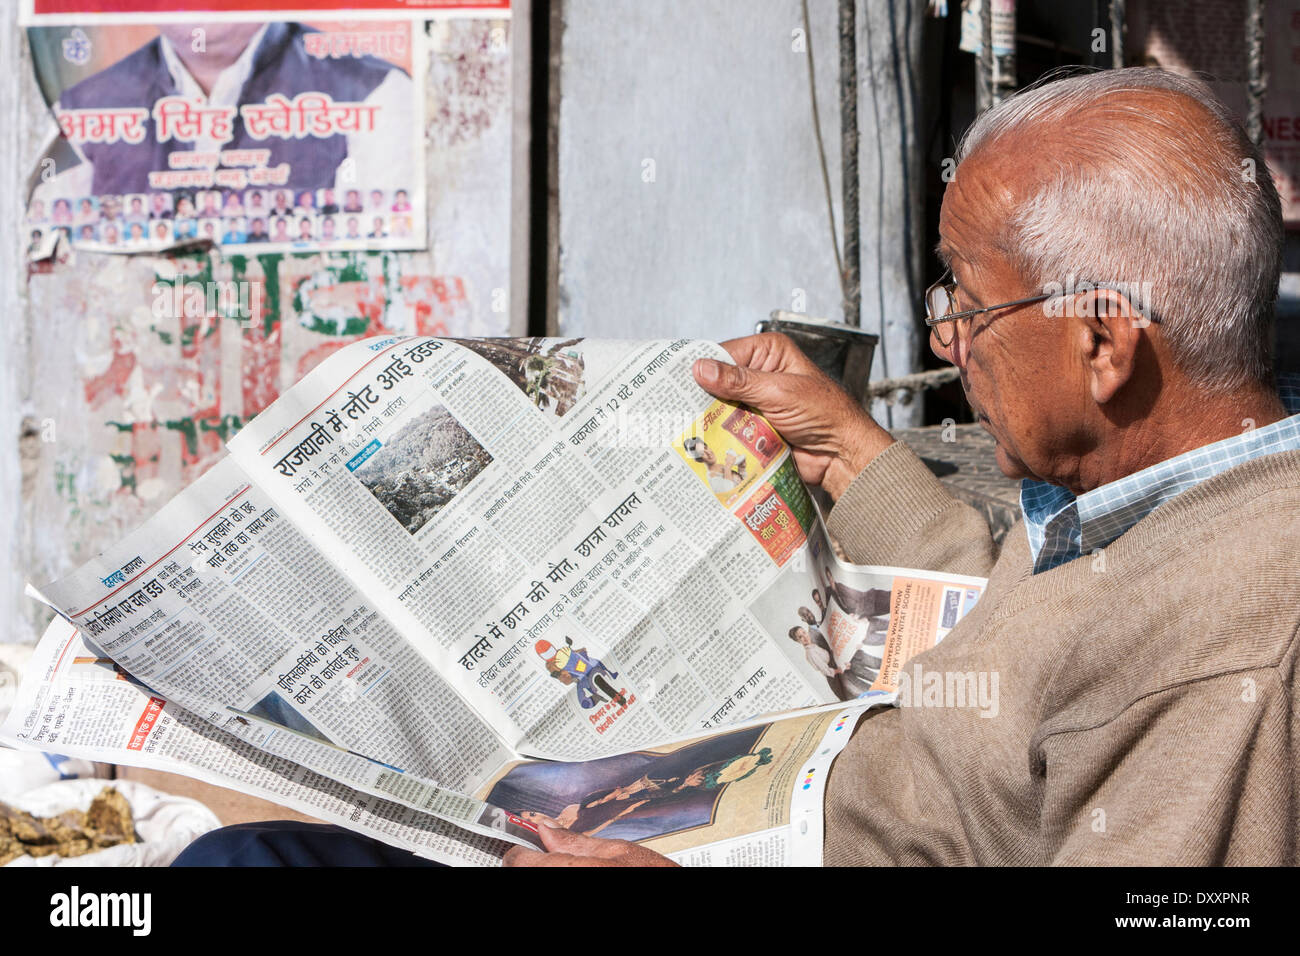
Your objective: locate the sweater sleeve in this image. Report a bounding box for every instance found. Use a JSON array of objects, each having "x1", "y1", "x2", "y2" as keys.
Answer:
[
  {"x1": 825, "y1": 441, "x2": 1000, "y2": 578},
  {"x1": 1037, "y1": 651, "x2": 1299, "y2": 866}
]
